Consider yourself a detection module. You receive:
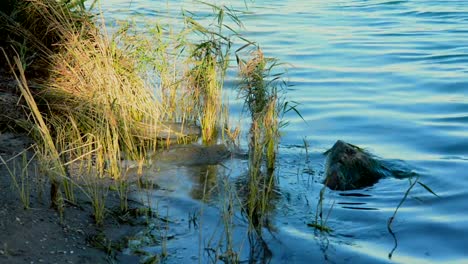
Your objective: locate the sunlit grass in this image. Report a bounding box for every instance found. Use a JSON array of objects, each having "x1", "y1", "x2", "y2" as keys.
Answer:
[
  {"x1": 236, "y1": 47, "x2": 286, "y2": 236},
  {"x1": 2, "y1": 0, "x2": 169, "y2": 223}
]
